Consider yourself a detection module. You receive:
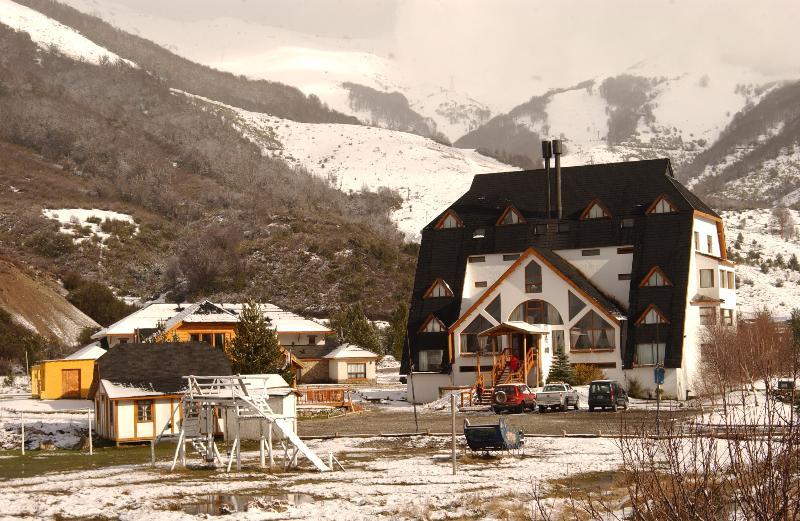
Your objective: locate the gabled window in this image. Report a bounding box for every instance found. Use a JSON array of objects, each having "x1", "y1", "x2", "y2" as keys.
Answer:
[
  {"x1": 496, "y1": 205, "x2": 526, "y2": 226},
  {"x1": 570, "y1": 311, "x2": 615, "y2": 350},
  {"x1": 568, "y1": 291, "x2": 586, "y2": 320},
  {"x1": 646, "y1": 195, "x2": 678, "y2": 214},
  {"x1": 486, "y1": 295, "x2": 502, "y2": 323},
  {"x1": 640, "y1": 266, "x2": 673, "y2": 287},
  {"x1": 423, "y1": 278, "x2": 453, "y2": 298},
  {"x1": 580, "y1": 200, "x2": 611, "y2": 220},
  {"x1": 419, "y1": 315, "x2": 447, "y2": 333},
  {"x1": 636, "y1": 304, "x2": 670, "y2": 325},
  {"x1": 435, "y1": 209, "x2": 463, "y2": 229},
  {"x1": 461, "y1": 315, "x2": 493, "y2": 354}
]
